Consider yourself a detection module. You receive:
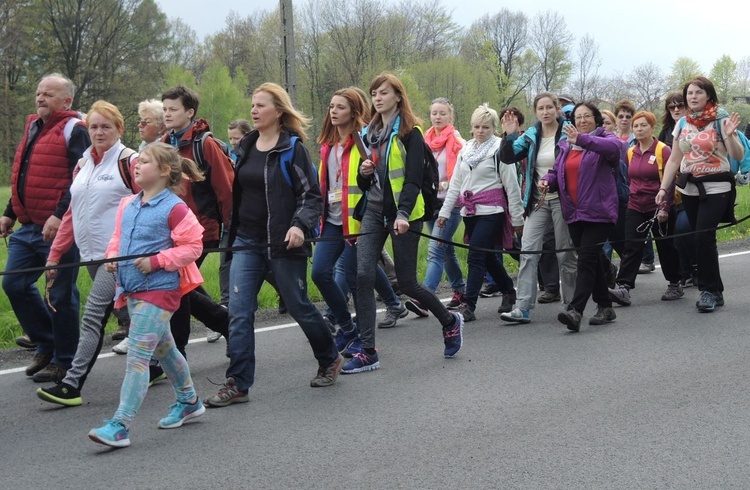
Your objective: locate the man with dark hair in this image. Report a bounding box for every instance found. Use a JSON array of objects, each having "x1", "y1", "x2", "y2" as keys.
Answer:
[{"x1": 0, "y1": 74, "x2": 90, "y2": 382}]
